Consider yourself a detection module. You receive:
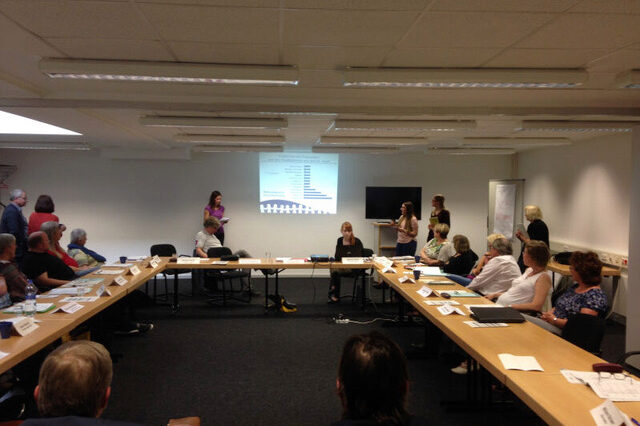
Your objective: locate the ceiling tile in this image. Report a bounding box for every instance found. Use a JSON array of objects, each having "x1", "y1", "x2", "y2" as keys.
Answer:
[
  {"x1": 282, "y1": 0, "x2": 429, "y2": 10},
  {"x1": 139, "y1": 4, "x2": 279, "y2": 43},
  {"x1": 282, "y1": 9, "x2": 418, "y2": 46},
  {"x1": 283, "y1": 46, "x2": 389, "y2": 69},
  {"x1": 383, "y1": 47, "x2": 501, "y2": 67},
  {"x1": 0, "y1": 0, "x2": 157, "y2": 39},
  {"x1": 586, "y1": 48, "x2": 640, "y2": 72},
  {"x1": 168, "y1": 42, "x2": 280, "y2": 64},
  {"x1": 137, "y1": 0, "x2": 280, "y2": 6},
  {"x1": 484, "y1": 48, "x2": 610, "y2": 68},
  {"x1": 431, "y1": 0, "x2": 578, "y2": 12},
  {"x1": 47, "y1": 38, "x2": 174, "y2": 61},
  {"x1": 399, "y1": 12, "x2": 554, "y2": 48},
  {"x1": 517, "y1": 14, "x2": 640, "y2": 49},
  {"x1": 569, "y1": 0, "x2": 640, "y2": 14}
]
